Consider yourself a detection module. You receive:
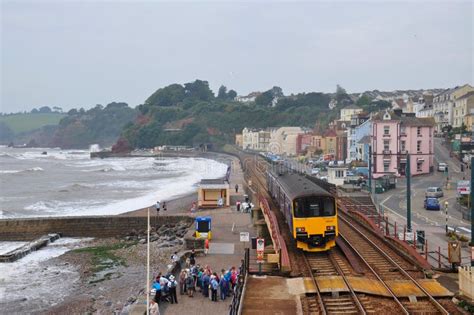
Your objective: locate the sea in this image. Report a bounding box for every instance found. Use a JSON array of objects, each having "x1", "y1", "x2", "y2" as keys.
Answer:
[
  {"x1": 0, "y1": 146, "x2": 228, "y2": 218},
  {"x1": 0, "y1": 146, "x2": 228, "y2": 313}
]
